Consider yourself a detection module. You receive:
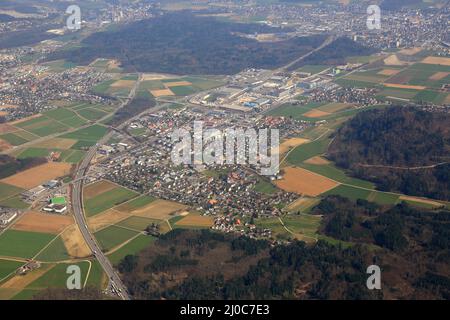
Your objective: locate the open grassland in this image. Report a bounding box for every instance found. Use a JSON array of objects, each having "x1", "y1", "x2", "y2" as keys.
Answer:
[
  {"x1": 1, "y1": 162, "x2": 72, "y2": 189},
  {"x1": 0, "y1": 230, "x2": 55, "y2": 259},
  {"x1": 94, "y1": 225, "x2": 139, "y2": 252},
  {"x1": 275, "y1": 167, "x2": 339, "y2": 197},
  {"x1": 11, "y1": 212, "x2": 73, "y2": 234},
  {"x1": 84, "y1": 186, "x2": 139, "y2": 217}
]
